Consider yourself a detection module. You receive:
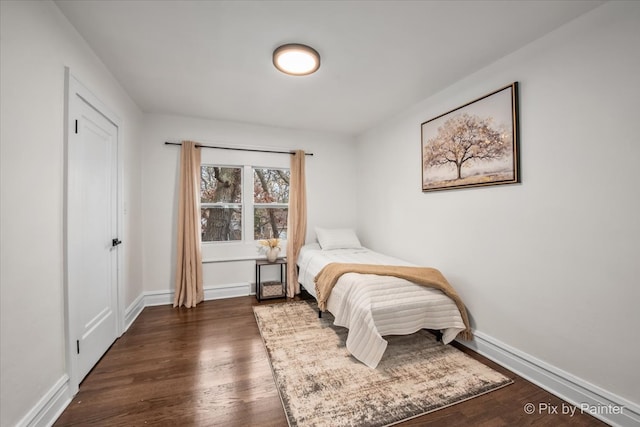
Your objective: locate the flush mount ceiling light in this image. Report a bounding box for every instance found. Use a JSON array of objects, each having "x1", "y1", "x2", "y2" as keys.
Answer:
[{"x1": 273, "y1": 44, "x2": 320, "y2": 76}]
